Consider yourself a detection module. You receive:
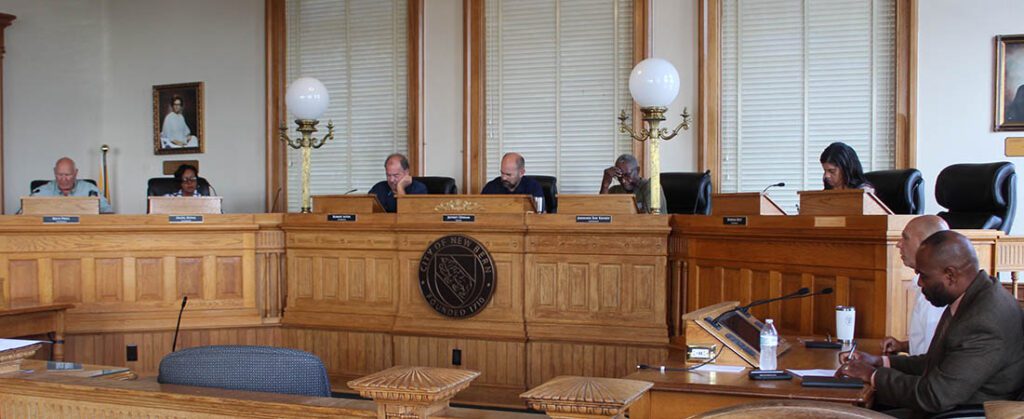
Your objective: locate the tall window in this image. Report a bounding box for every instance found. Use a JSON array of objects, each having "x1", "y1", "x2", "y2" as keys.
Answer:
[
  {"x1": 485, "y1": 0, "x2": 634, "y2": 194},
  {"x1": 719, "y1": 0, "x2": 896, "y2": 210},
  {"x1": 285, "y1": 0, "x2": 408, "y2": 211}
]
